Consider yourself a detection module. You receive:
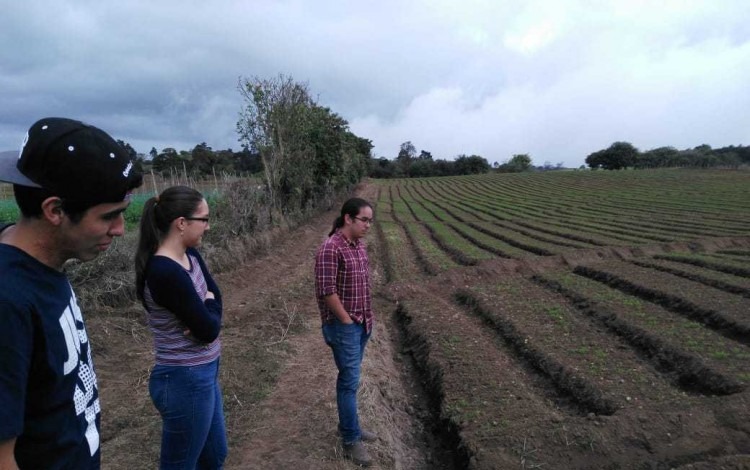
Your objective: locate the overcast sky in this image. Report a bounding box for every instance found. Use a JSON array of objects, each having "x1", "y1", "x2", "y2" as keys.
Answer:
[{"x1": 1, "y1": 1, "x2": 749, "y2": 168}]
